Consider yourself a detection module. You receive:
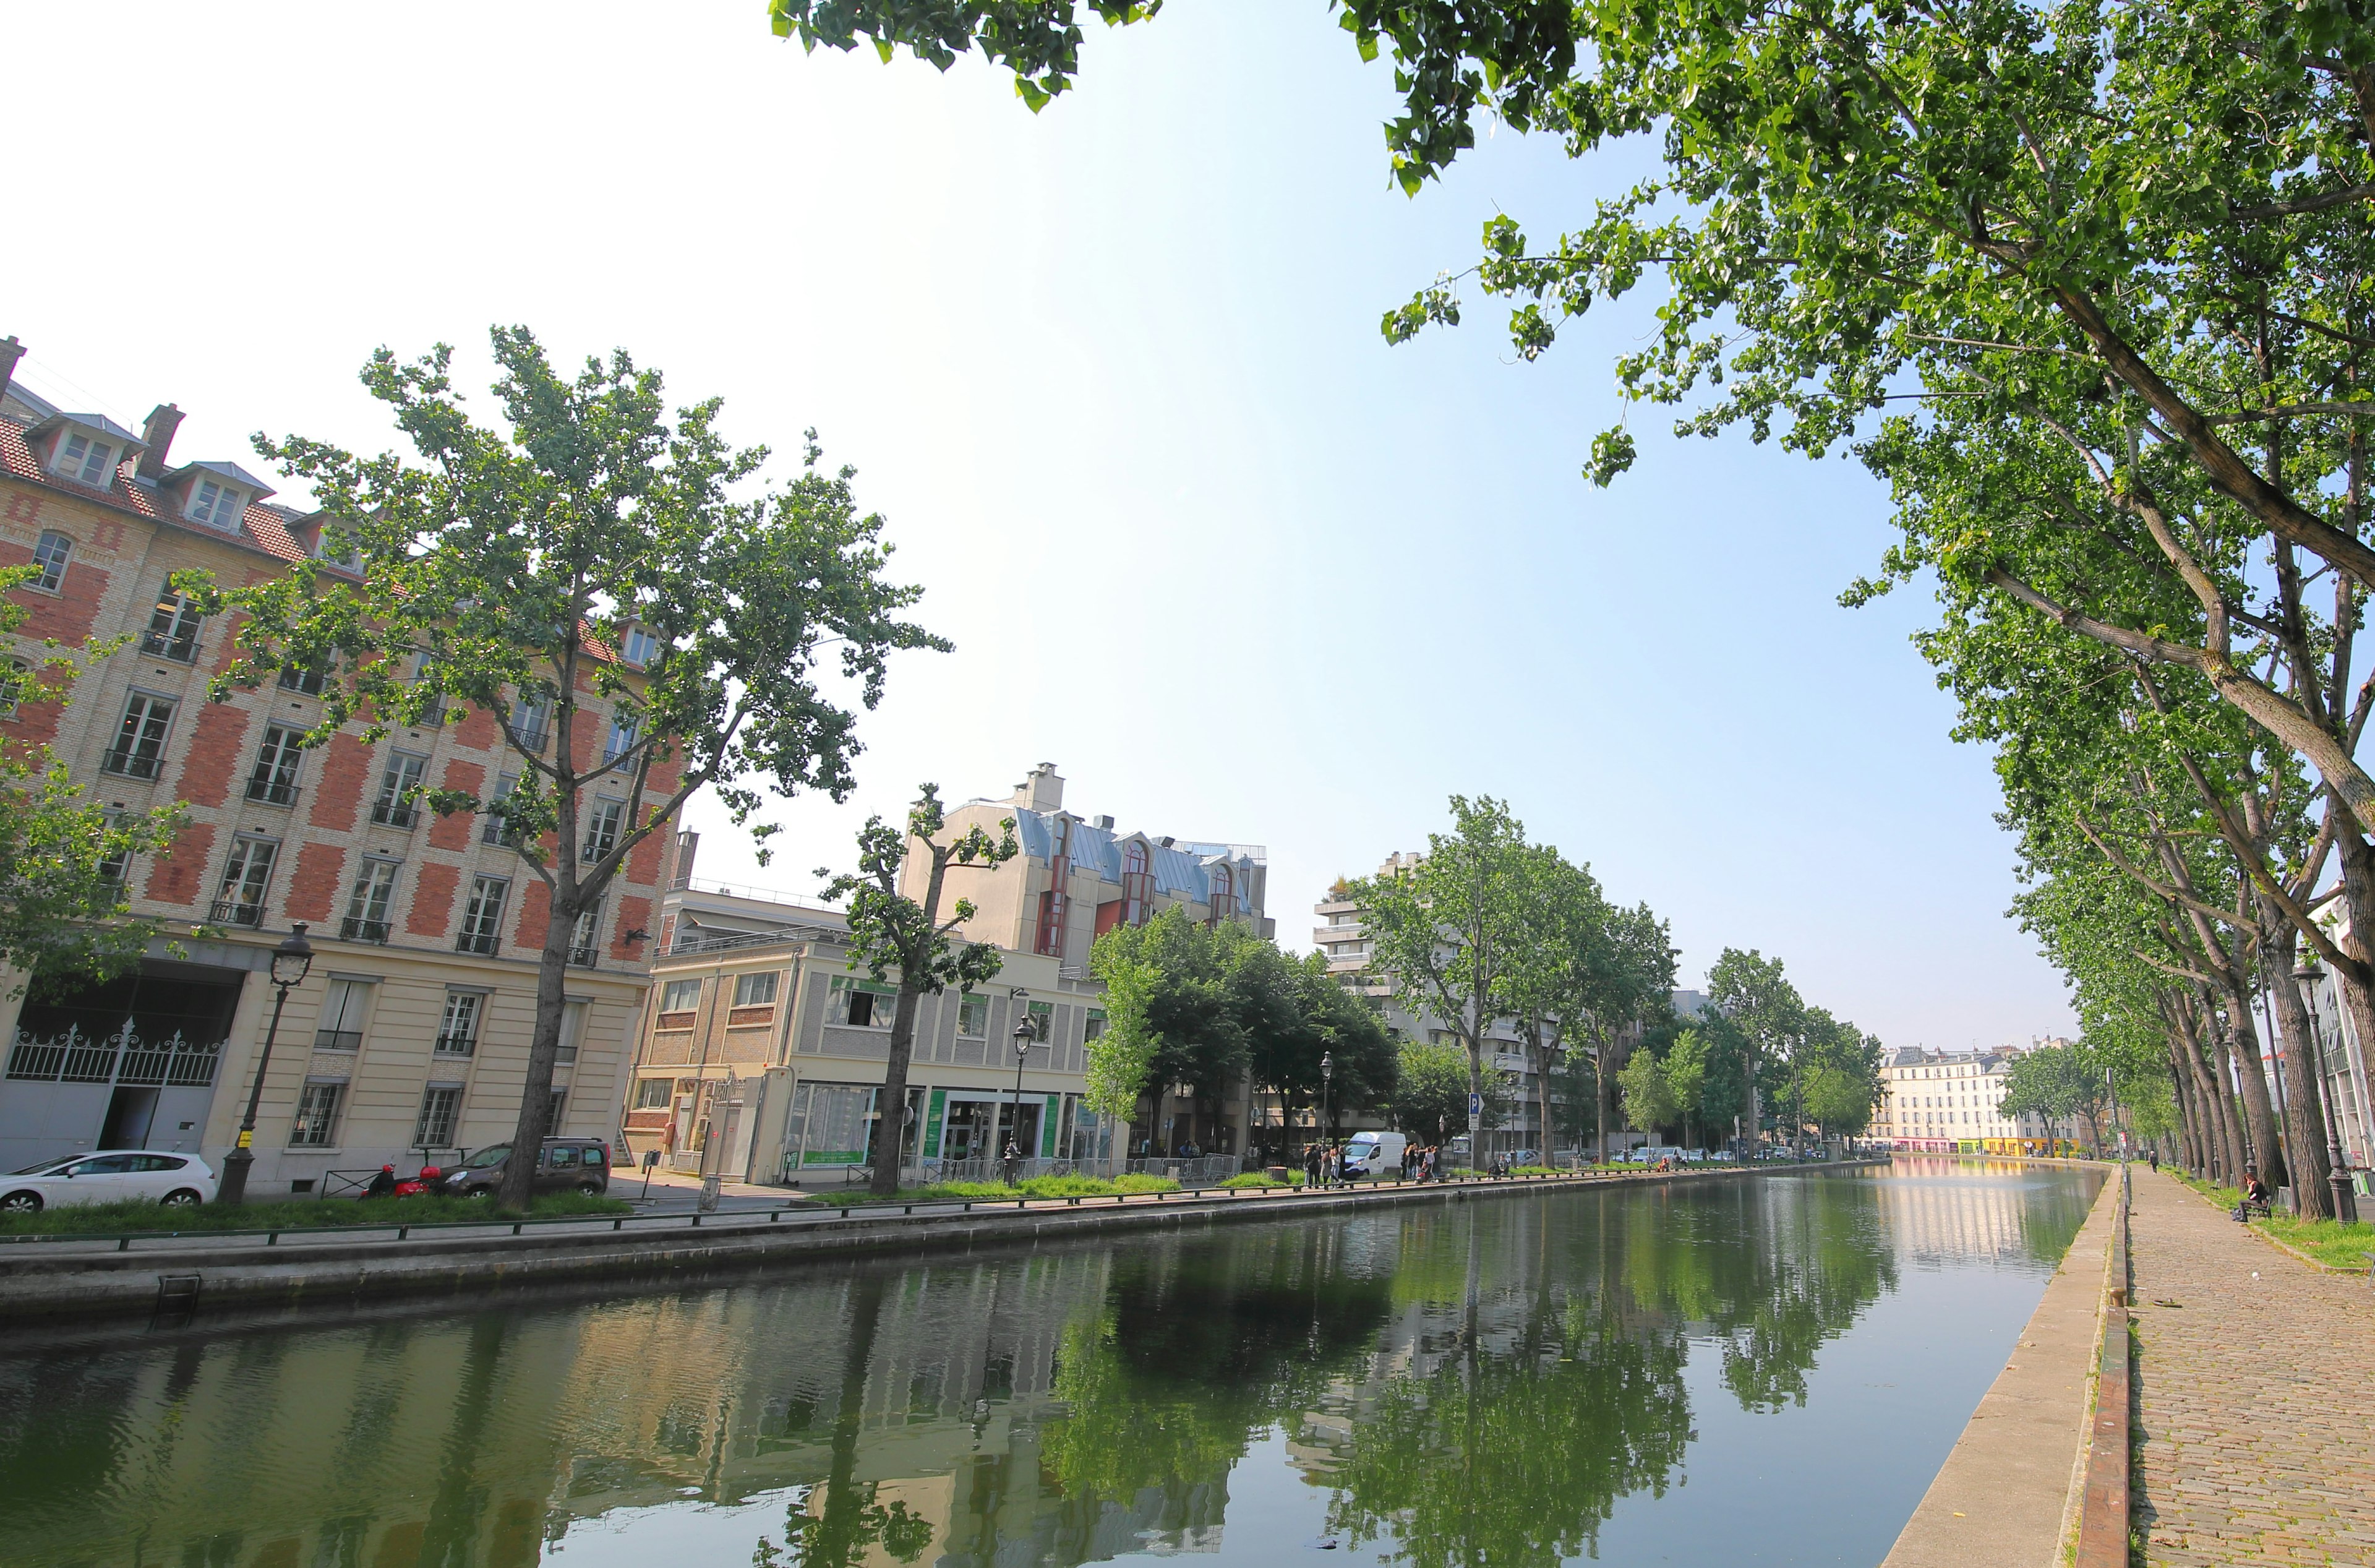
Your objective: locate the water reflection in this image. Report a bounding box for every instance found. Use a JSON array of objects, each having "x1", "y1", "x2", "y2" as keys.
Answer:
[{"x1": 0, "y1": 1163, "x2": 2097, "y2": 1568}]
